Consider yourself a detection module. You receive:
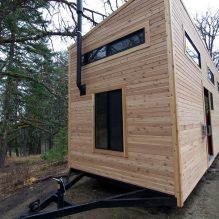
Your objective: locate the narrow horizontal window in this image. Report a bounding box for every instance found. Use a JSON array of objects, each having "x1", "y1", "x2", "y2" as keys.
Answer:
[
  {"x1": 84, "y1": 46, "x2": 107, "y2": 64},
  {"x1": 95, "y1": 89, "x2": 123, "y2": 152},
  {"x1": 107, "y1": 29, "x2": 145, "y2": 56},
  {"x1": 208, "y1": 67, "x2": 215, "y2": 84},
  {"x1": 185, "y1": 32, "x2": 201, "y2": 68},
  {"x1": 83, "y1": 29, "x2": 145, "y2": 65}
]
